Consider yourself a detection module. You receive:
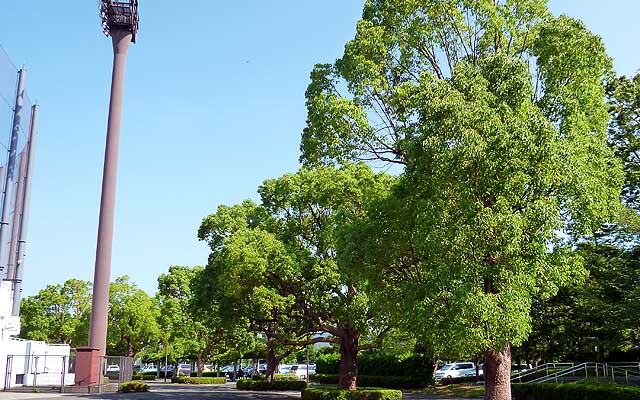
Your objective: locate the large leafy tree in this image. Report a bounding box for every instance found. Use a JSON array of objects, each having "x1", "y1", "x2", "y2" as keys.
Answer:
[
  {"x1": 197, "y1": 201, "x2": 301, "y2": 381},
  {"x1": 198, "y1": 165, "x2": 395, "y2": 389},
  {"x1": 157, "y1": 265, "x2": 251, "y2": 376},
  {"x1": 107, "y1": 276, "x2": 160, "y2": 357},
  {"x1": 19, "y1": 279, "x2": 91, "y2": 346},
  {"x1": 301, "y1": 1, "x2": 622, "y2": 399}
]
